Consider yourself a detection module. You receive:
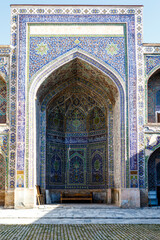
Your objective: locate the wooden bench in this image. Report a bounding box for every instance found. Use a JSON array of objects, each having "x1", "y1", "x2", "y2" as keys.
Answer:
[{"x1": 60, "y1": 192, "x2": 92, "y2": 203}]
